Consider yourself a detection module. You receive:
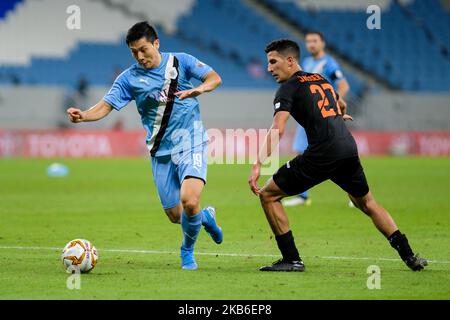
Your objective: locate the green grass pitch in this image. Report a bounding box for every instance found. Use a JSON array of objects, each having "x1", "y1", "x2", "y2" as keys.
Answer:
[{"x1": 0, "y1": 157, "x2": 449, "y2": 299}]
